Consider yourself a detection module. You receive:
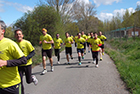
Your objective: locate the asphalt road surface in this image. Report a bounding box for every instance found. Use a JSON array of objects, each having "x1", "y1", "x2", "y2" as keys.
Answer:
[{"x1": 24, "y1": 45, "x2": 129, "y2": 94}]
